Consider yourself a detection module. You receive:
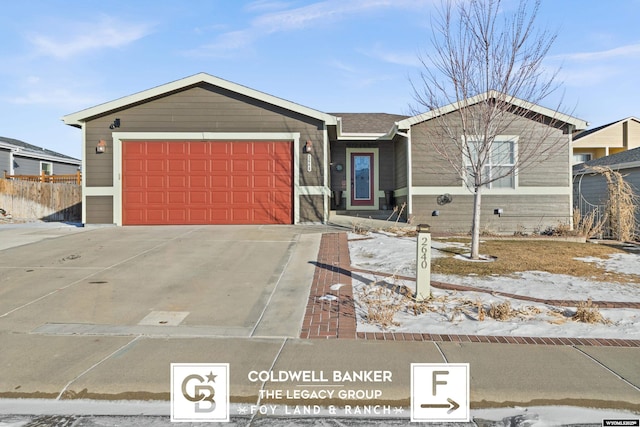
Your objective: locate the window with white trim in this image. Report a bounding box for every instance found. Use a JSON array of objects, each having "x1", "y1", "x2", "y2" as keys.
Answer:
[
  {"x1": 572, "y1": 153, "x2": 592, "y2": 164},
  {"x1": 40, "y1": 161, "x2": 53, "y2": 175},
  {"x1": 465, "y1": 137, "x2": 517, "y2": 189}
]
